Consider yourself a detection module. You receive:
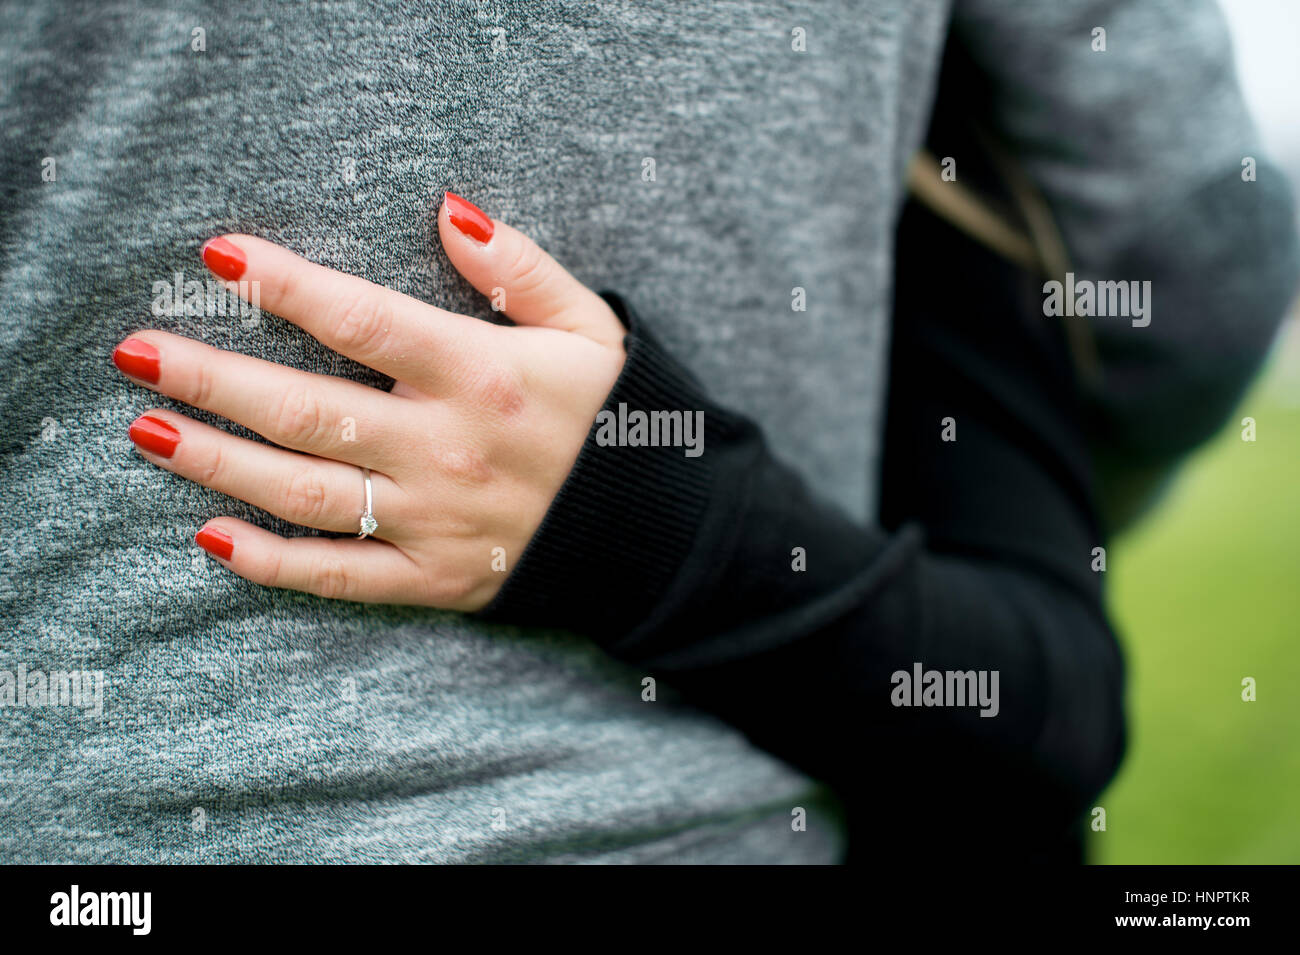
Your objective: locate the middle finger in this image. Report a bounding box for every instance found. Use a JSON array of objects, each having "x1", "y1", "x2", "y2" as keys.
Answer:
[{"x1": 113, "y1": 330, "x2": 412, "y2": 472}]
